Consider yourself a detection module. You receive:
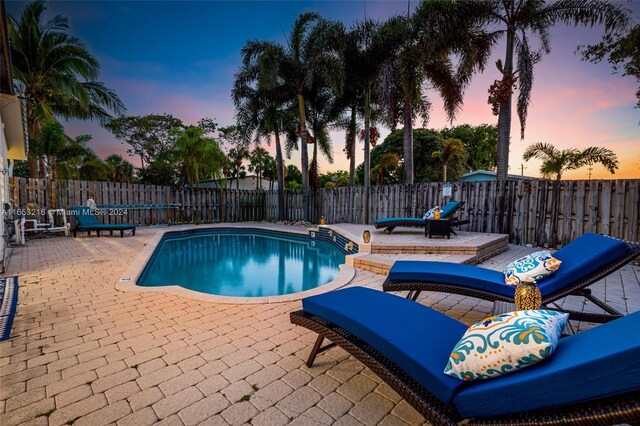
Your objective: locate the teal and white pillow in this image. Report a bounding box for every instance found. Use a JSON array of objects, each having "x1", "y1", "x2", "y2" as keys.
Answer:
[
  {"x1": 444, "y1": 310, "x2": 568, "y2": 381},
  {"x1": 423, "y1": 206, "x2": 438, "y2": 220},
  {"x1": 504, "y1": 251, "x2": 562, "y2": 286}
]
